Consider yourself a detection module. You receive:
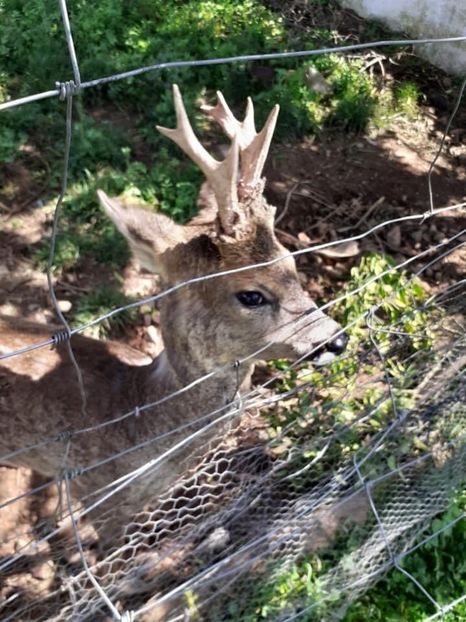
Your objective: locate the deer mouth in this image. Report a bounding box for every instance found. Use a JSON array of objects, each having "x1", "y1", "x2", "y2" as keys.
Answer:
[
  {"x1": 311, "y1": 350, "x2": 338, "y2": 366},
  {"x1": 304, "y1": 347, "x2": 337, "y2": 367}
]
